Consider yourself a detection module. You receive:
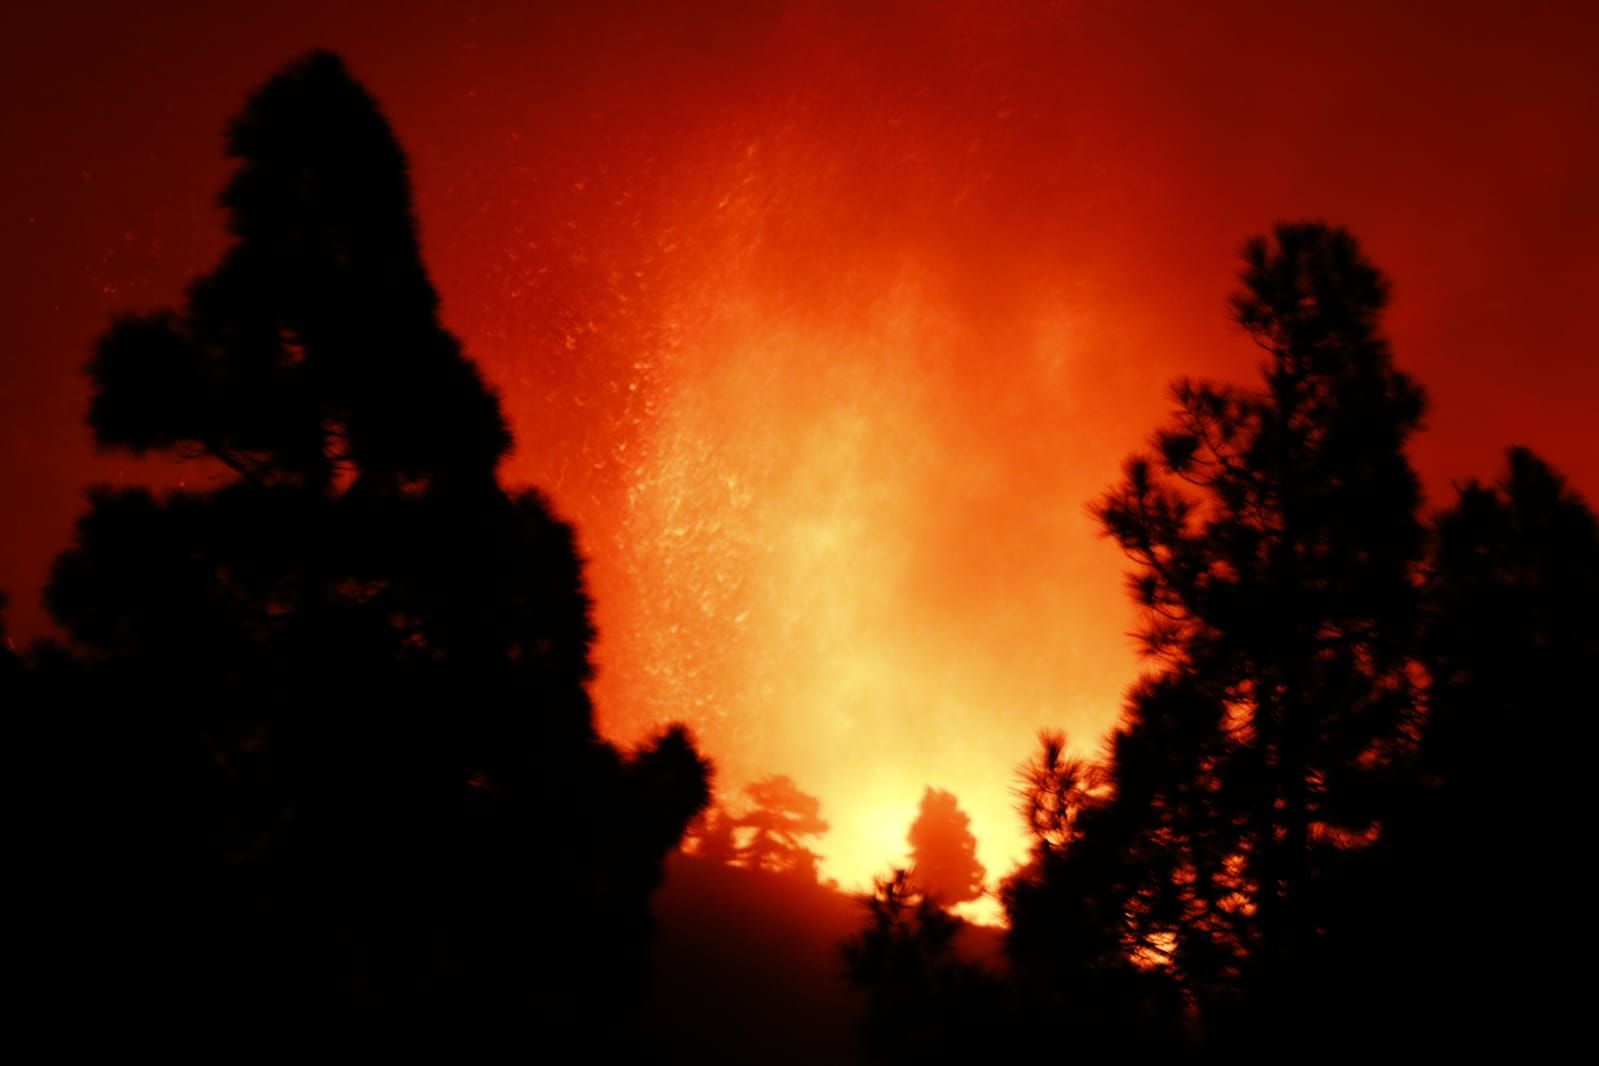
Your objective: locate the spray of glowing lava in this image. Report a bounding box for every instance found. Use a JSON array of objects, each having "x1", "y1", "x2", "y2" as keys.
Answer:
[
  {"x1": 576, "y1": 132, "x2": 1156, "y2": 918},
  {"x1": 621, "y1": 281, "x2": 1047, "y2": 912}
]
